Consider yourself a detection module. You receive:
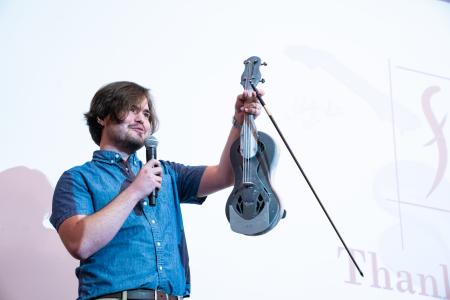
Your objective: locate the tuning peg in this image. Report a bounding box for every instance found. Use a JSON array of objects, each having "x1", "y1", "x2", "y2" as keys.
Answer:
[
  {"x1": 261, "y1": 62, "x2": 268, "y2": 66},
  {"x1": 260, "y1": 78, "x2": 265, "y2": 83}
]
